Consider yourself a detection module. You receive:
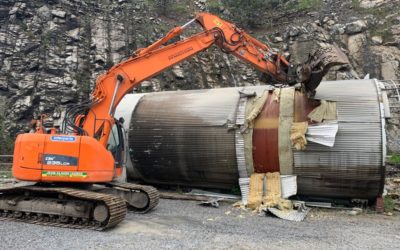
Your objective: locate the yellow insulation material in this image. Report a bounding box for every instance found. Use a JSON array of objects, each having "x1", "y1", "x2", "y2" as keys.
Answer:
[
  {"x1": 247, "y1": 173, "x2": 265, "y2": 209},
  {"x1": 245, "y1": 91, "x2": 268, "y2": 128},
  {"x1": 308, "y1": 100, "x2": 337, "y2": 122},
  {"x1": 290, "y1": 122, "x2": 308, "y2": 150},
  {"x1": 247, "y1": 172, "x2": 293, "y2": 212}
]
